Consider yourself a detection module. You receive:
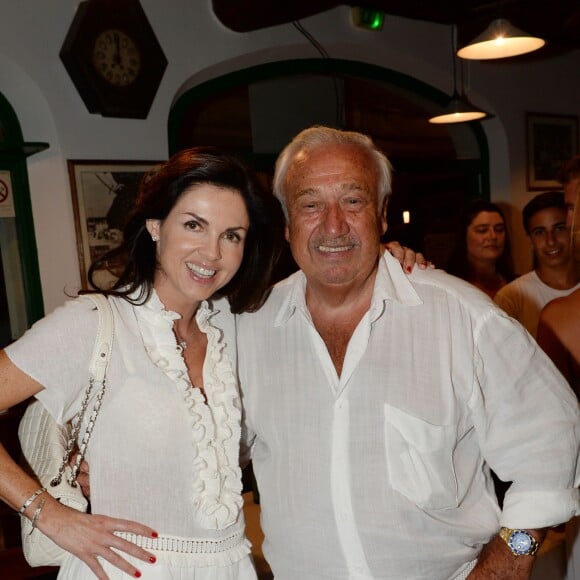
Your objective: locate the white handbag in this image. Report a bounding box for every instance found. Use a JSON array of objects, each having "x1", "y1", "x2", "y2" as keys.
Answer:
[{"x1": 18, "y1": 294, "x2": 114, "y2": 567}]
